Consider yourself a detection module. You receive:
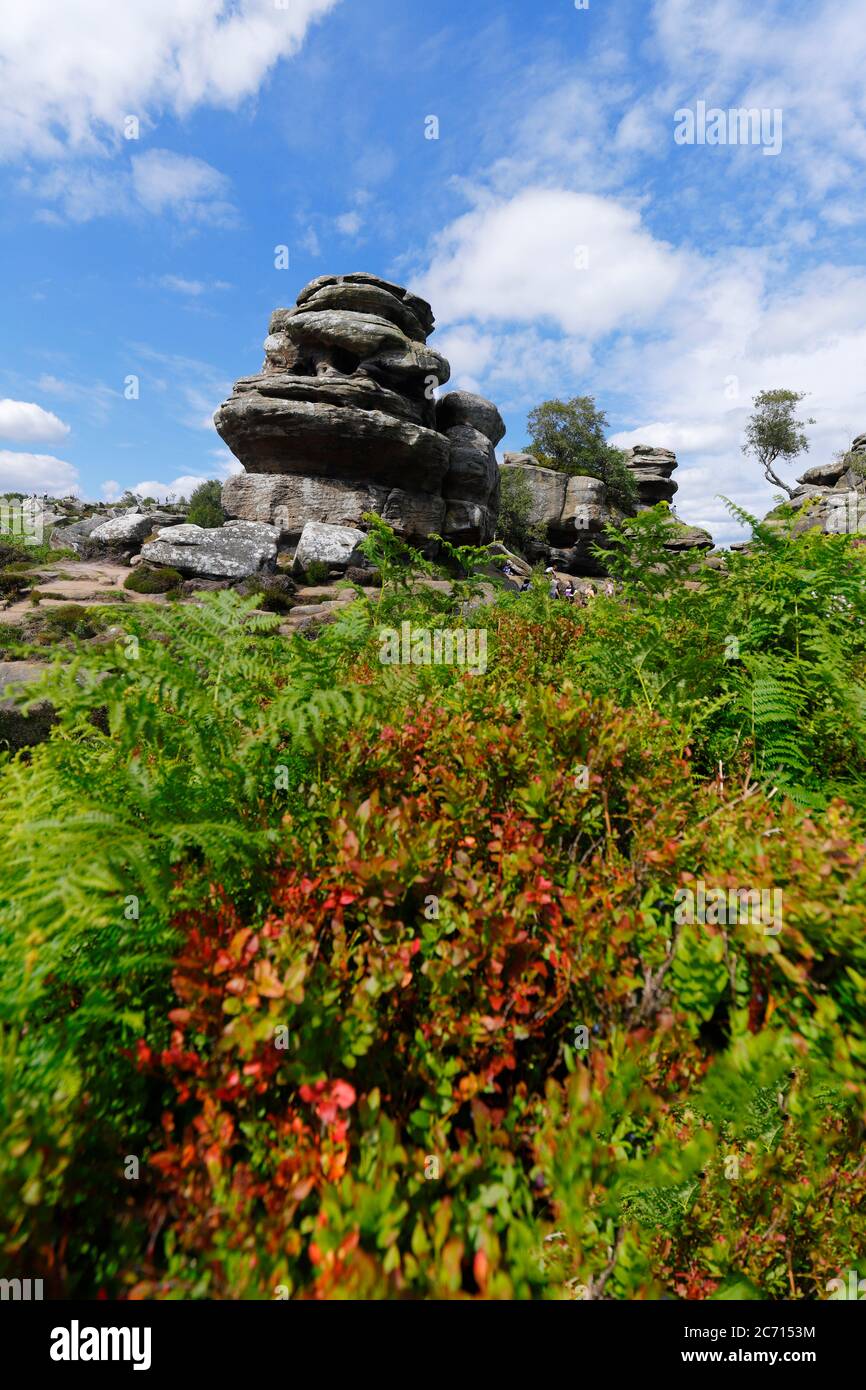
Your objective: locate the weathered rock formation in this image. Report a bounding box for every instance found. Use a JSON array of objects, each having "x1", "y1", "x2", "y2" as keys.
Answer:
[
  {"x1": 622, "y1": 445, "x2": 679, "y2": 509},
  {"x1": 762, "y1": 435, "x2": 866, "y2": 537},
  {"x1": 215, "y1": 273, "x2": 503, "y2": 547},
  {"x1": 500, "y1": 445, "x2": 712, "y2": 575}
]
